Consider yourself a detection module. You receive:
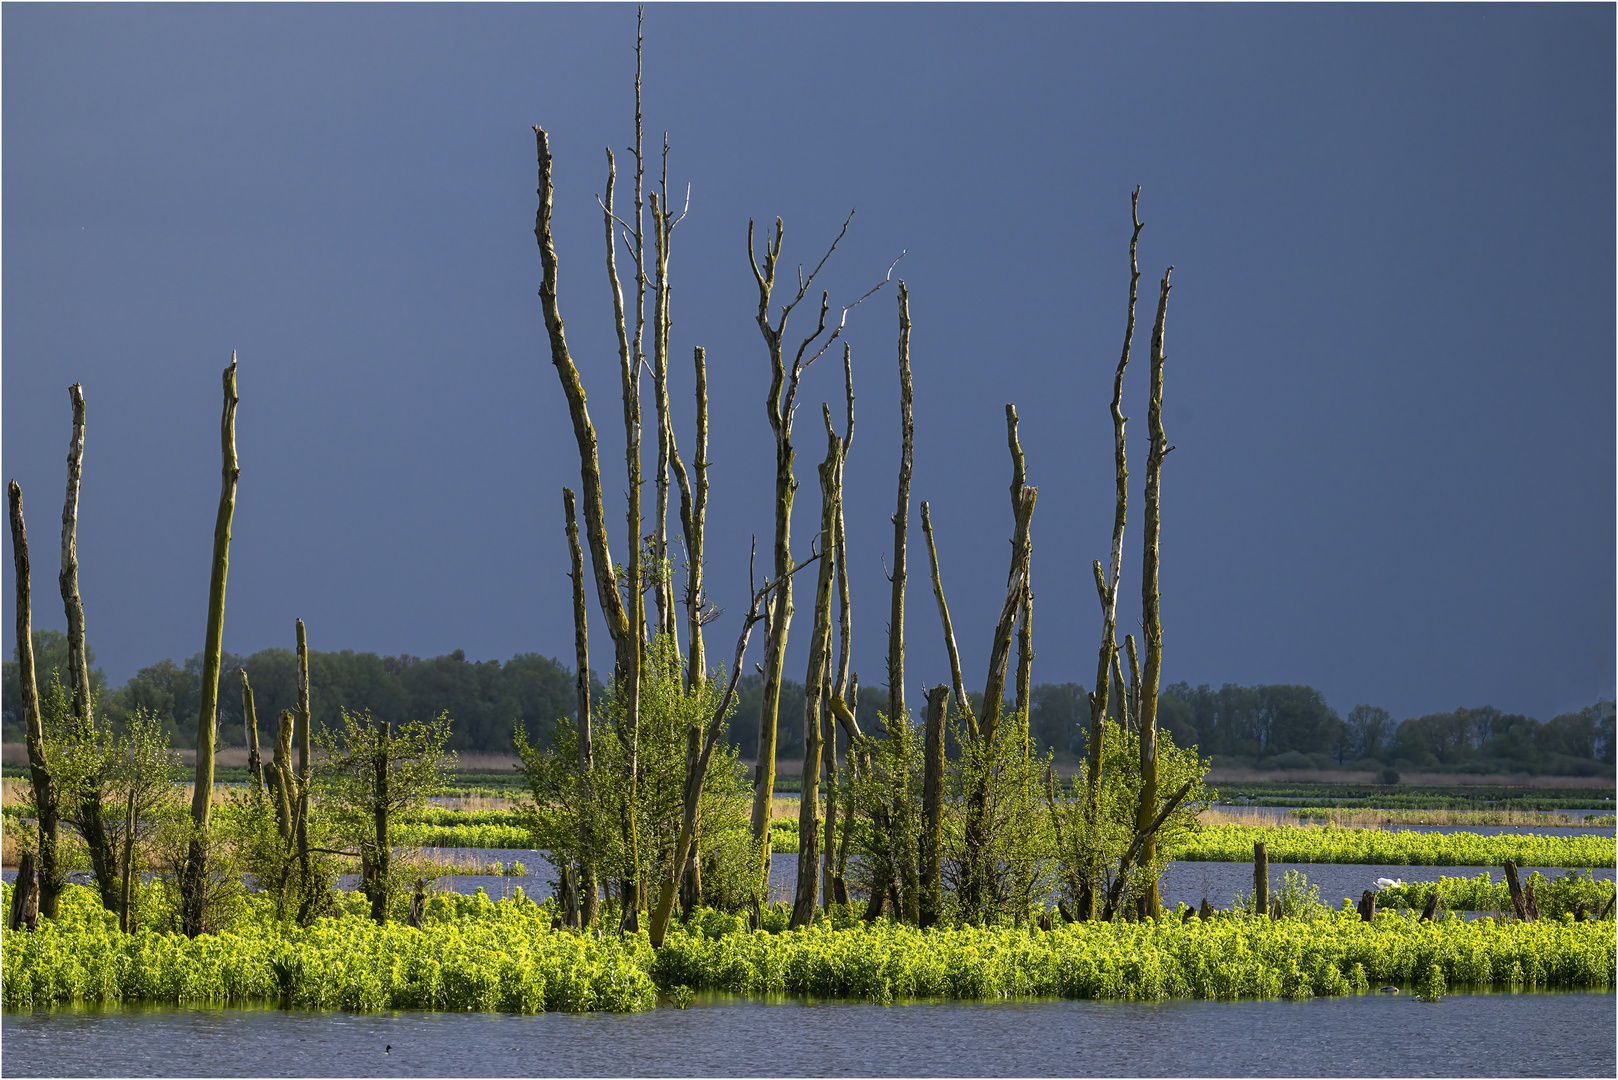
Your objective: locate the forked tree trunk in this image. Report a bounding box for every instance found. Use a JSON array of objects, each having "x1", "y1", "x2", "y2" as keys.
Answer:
[
  {"x1": 1083, "y1": 189, "x2": 1142, "y2": 920},
  {"x1": 57, "y1": 384, "x2": 118, "y2": 911},
  {"x1": 791, "y1": 411, "x2": 842, "y2": 928},
  {"x1": 1136, "y1": 266, "x2": 1173, "y2": 919},
  {"x1": 8, "y1": 483, "x2": 60, "y2": 921}
]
